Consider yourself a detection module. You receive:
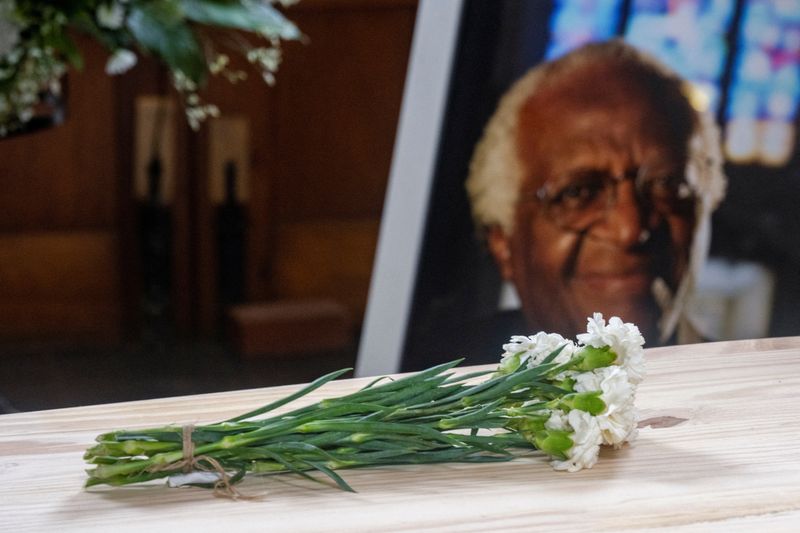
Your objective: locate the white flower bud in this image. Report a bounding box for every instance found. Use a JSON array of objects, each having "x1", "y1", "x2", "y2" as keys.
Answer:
[
  {"x1": 105, "y1": 49, "x2": 137, "y2": 75},
  {"x1": 500, "y1": 332, "x2": 576, "y2": 368},
  {"x1": 96, "y1": 3, "x2": 125, "y2": 30}
]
